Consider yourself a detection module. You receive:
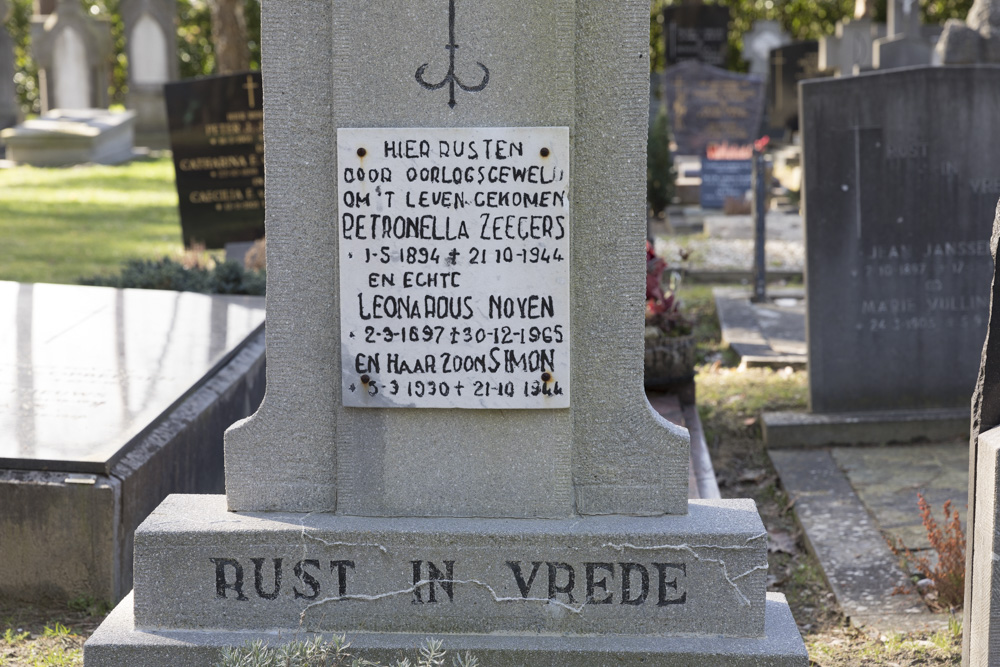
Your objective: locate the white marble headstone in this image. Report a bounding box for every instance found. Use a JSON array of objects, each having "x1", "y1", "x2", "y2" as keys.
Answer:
[
  {"x1": 53, "y1": 25, "x2": 90, "y2": 109},
  {"x1": 130, "y1": 13, "x2": 168, "y2": 85}
]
